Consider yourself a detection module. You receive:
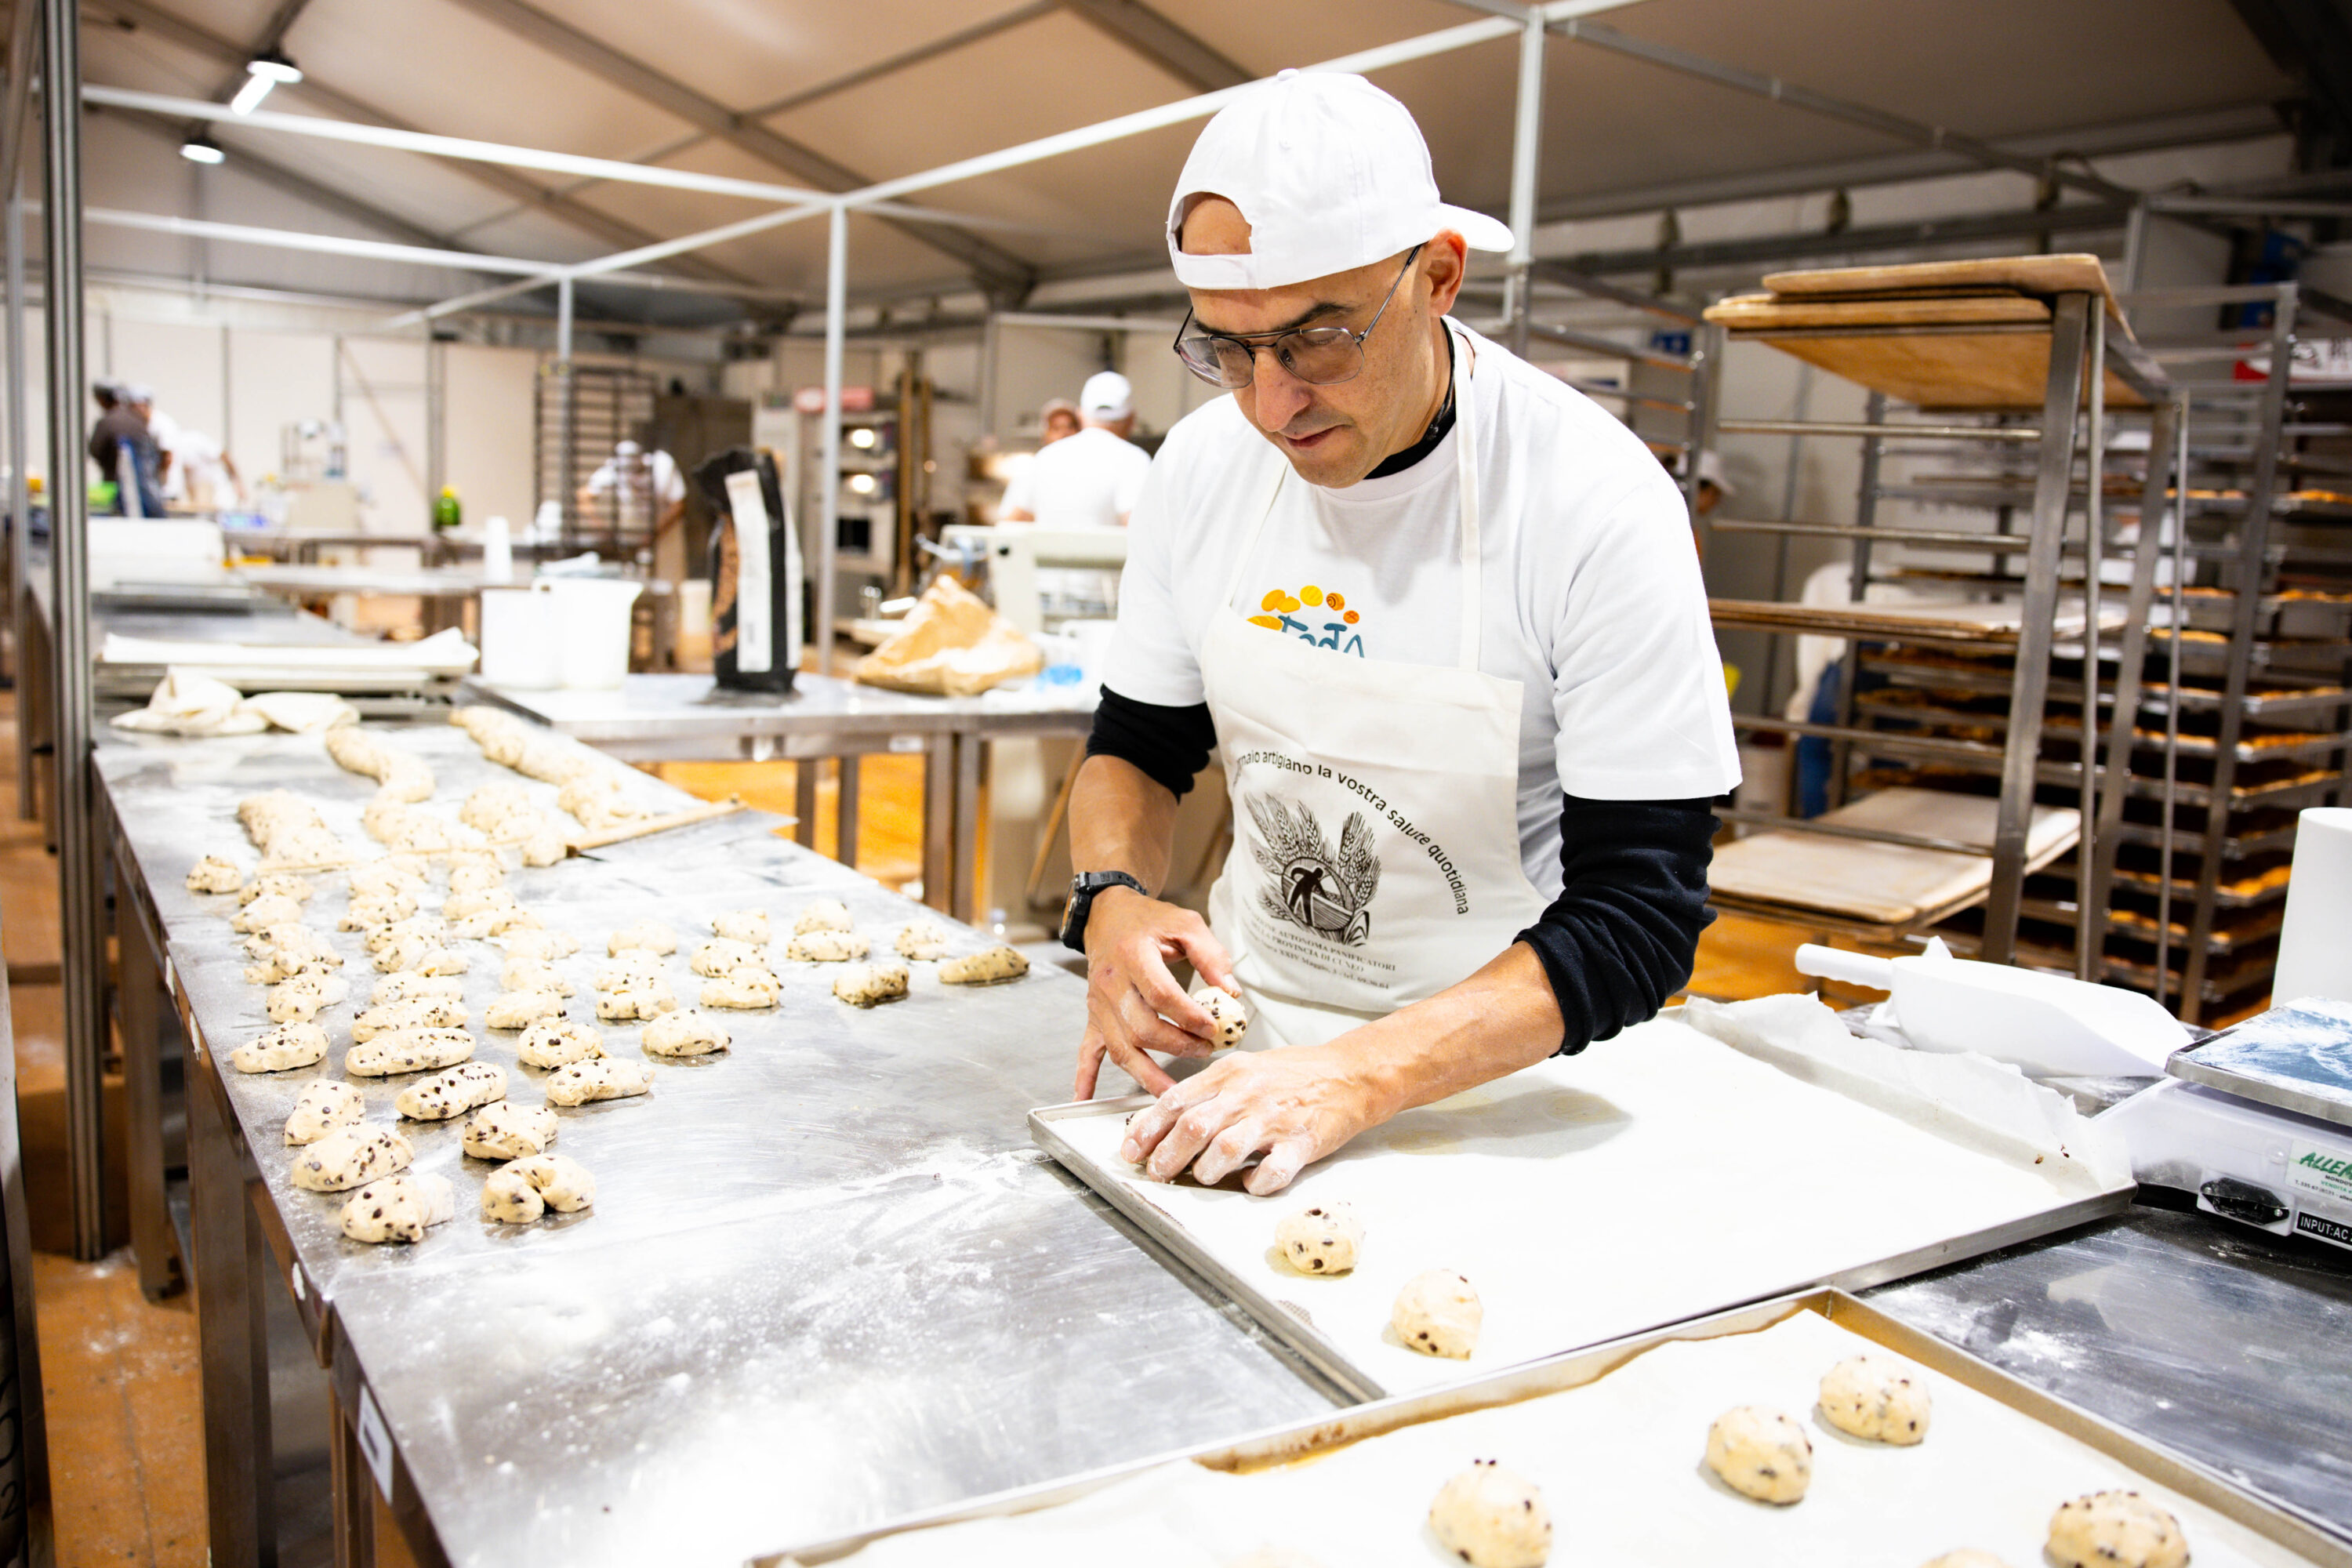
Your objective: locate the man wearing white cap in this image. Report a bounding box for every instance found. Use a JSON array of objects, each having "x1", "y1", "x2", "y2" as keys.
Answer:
[
  {"x1": 579, "y1": 438, "x2": 687, "y2": 541},
  {"x1": 1062, "y1": 71, "x2": 1738, "y2": 1193},
  {"x1": 1000, "y1": 369, "x2": 1152, "y2": 531}
]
